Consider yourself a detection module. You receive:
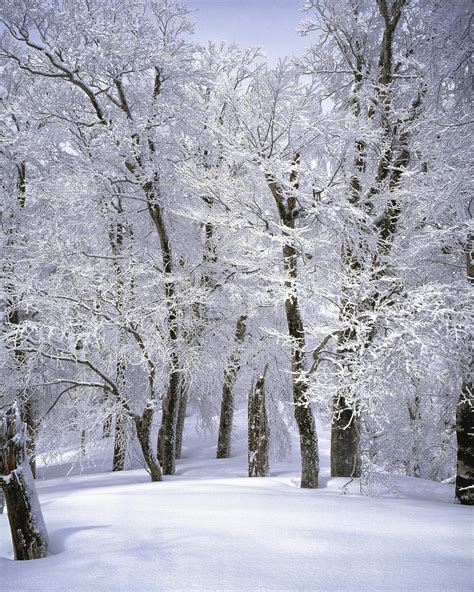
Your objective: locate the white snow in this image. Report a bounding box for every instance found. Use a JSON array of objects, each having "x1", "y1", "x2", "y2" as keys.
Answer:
[{"x1": 1, "y1": 409, "x2": 472, "y2": 591}]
